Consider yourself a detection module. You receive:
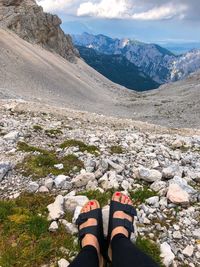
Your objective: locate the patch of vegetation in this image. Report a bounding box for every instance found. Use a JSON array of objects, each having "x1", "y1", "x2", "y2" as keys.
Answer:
[
  {"x1": 136, "y1": 236, "x2": 163, "y2": 266},
  {"x1": 78, "y1": 189, "x2": 115, "y2": 207},
  {"x1": 130, "y1": 186, "x2": 157, "y2": 205},
  {"x1": 110, "y1": 145, "x2": 124, "y2": 154},
  {"x1": 33, "y1": 125, "x2": 43, "y2": 132},
  {"x1": 17, "y1": 141, "x2": 49, "y2": 154},
  {"x1": 16, "y1": 150, "x2": 83, "y2": 180},
  {"x1": 0, "y1": 193, "x2": 78, "y2": 267},
  {"x1": 45, "y1": 129, "x2": 63, "y2": 138},
  {"x1": 60, "y1": 139, "x2": 100, "y2": 155}
]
